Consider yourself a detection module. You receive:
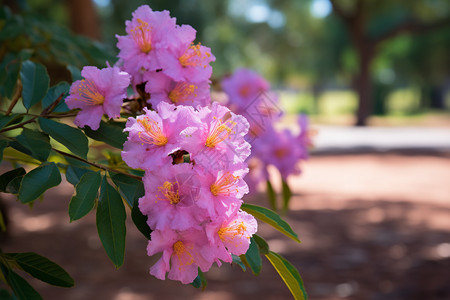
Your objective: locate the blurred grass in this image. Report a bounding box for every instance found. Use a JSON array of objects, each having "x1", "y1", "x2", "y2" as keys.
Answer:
[{"x1": 279, "y1": 87, "x2": 450, "y2": 126}]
